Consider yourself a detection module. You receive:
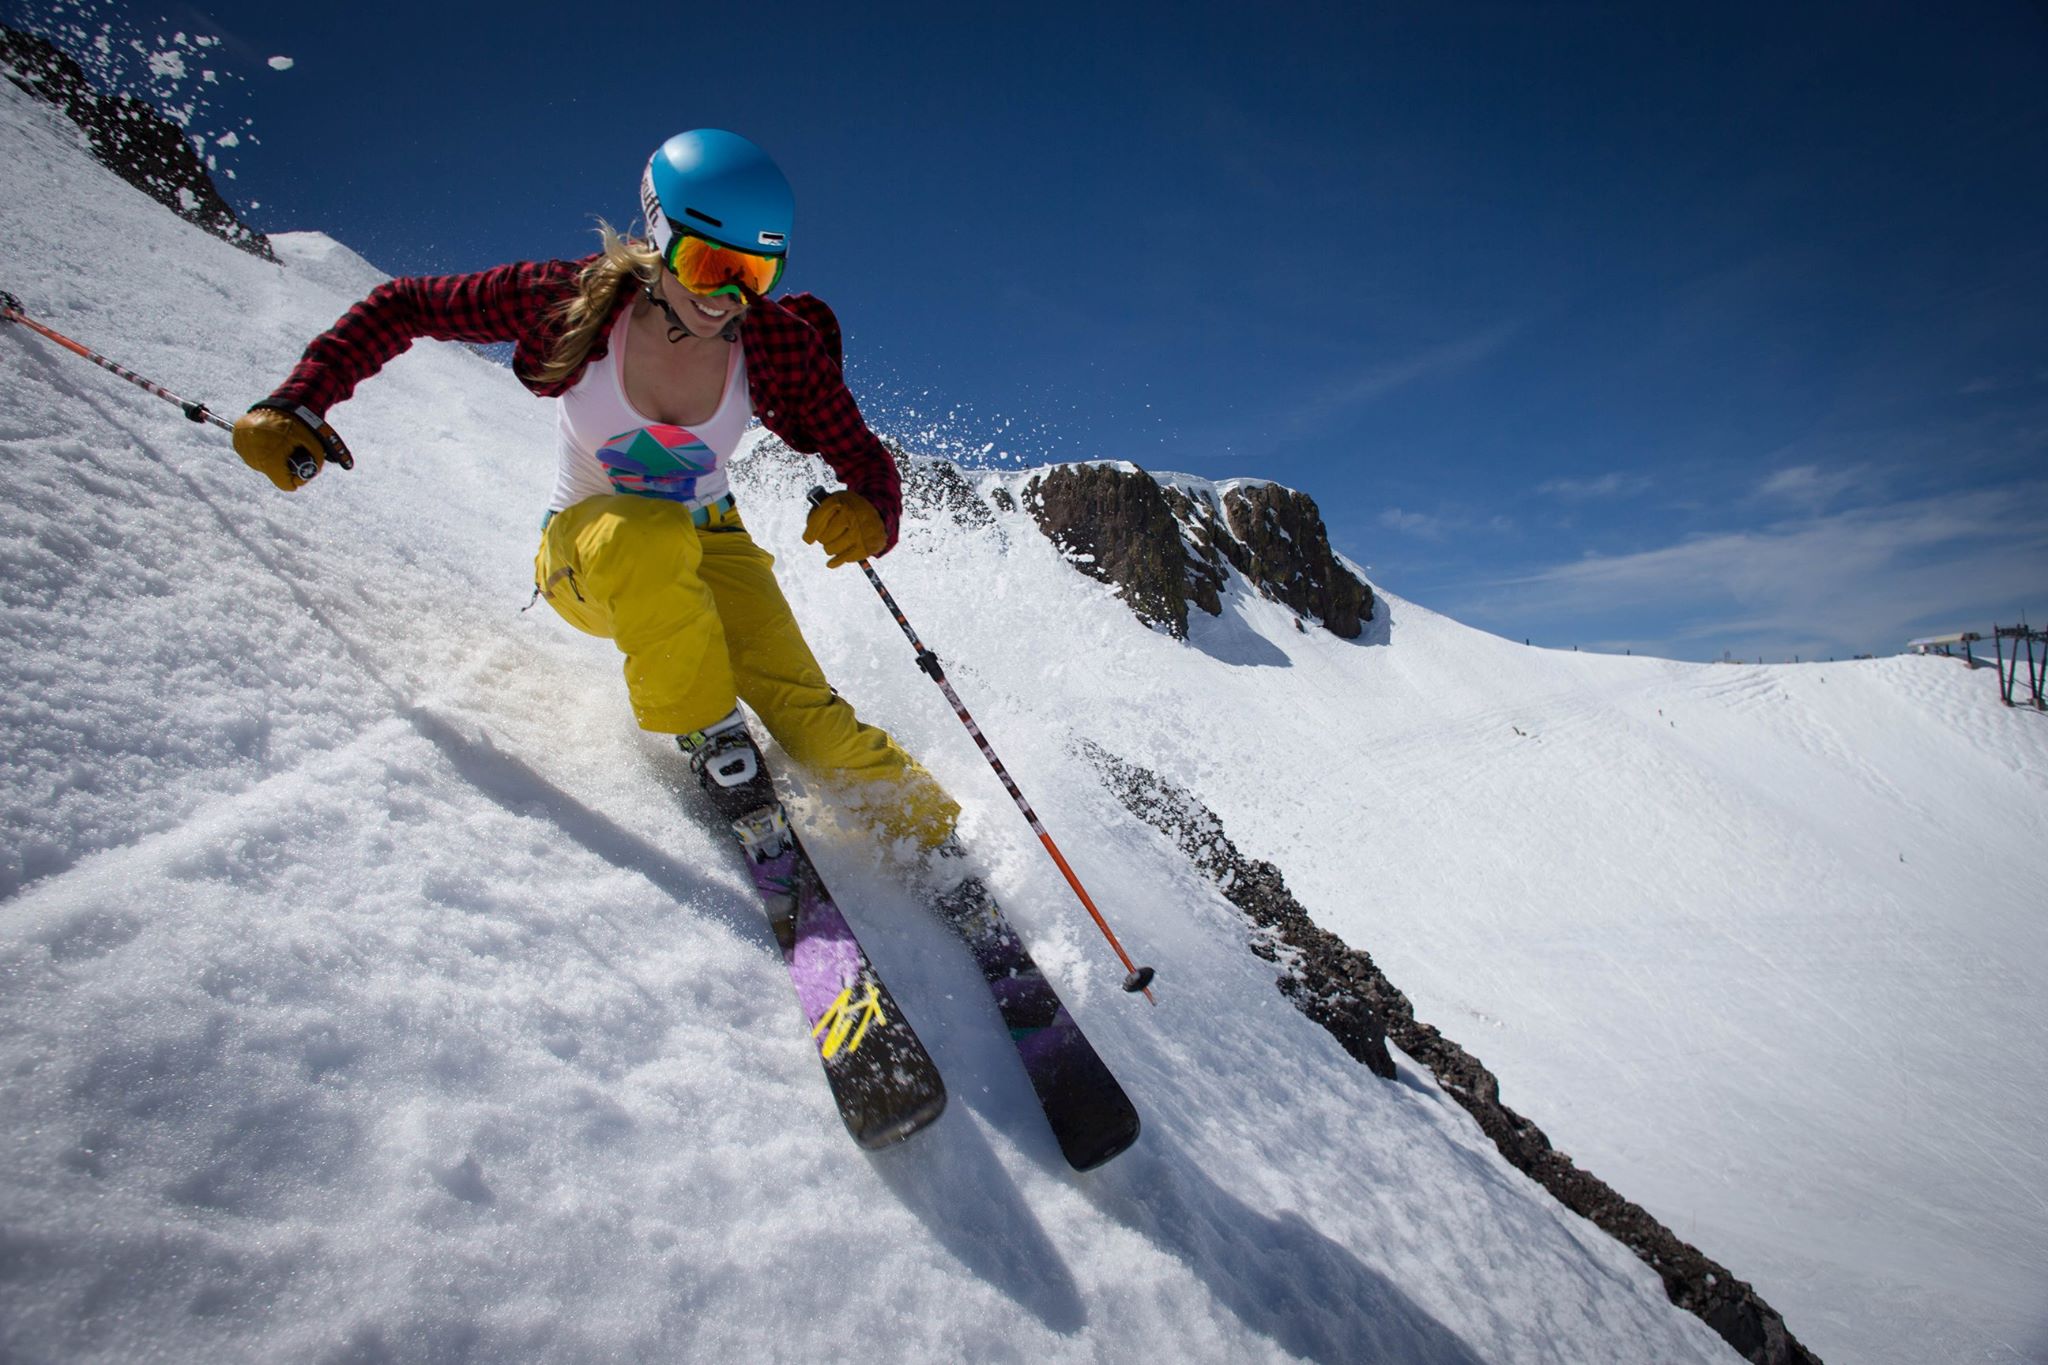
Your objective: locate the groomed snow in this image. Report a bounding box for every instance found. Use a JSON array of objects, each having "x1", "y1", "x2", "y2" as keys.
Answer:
[{"x1": 2, "y1": 75, "x2": 2042, "y2": 1364}]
